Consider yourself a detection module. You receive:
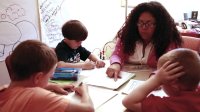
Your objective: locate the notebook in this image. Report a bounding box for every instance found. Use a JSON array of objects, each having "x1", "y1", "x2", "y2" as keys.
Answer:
[{"x1": 83, "y1": 71, "x2": 135, "y2": 90}]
